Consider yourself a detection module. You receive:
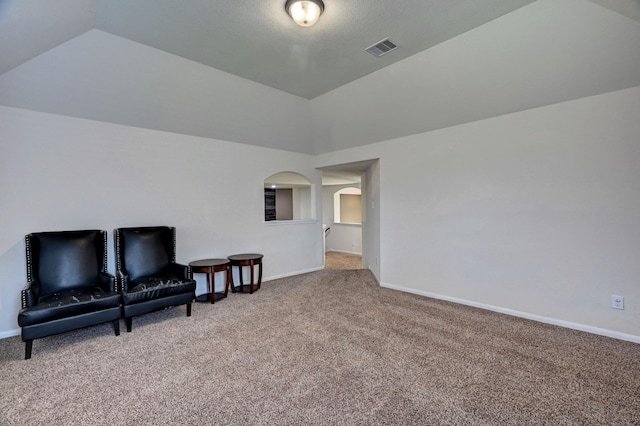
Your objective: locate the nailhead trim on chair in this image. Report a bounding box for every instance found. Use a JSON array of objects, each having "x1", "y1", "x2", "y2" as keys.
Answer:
[
  {"x1": 25, "y1": 235, "x2": 33, "y2": 283},
  {"x1": 114, "y1": 230, "x2": 120, "y2": 271},
  {"x1": 23, "y1": 235, "x2": 33, "y2": 309},
  {"x1": 114, "y1": 229, "x2": 124, "y2": 292},
  {"x1": 21, "y1": 286, "x2": 27, "y2": 309},
  {"x1": 102, "y1": 231, "x2": 108, "y2": 273},
  {"x1": 171, "y1": 227, "x2": 177, "y2": 263}
]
